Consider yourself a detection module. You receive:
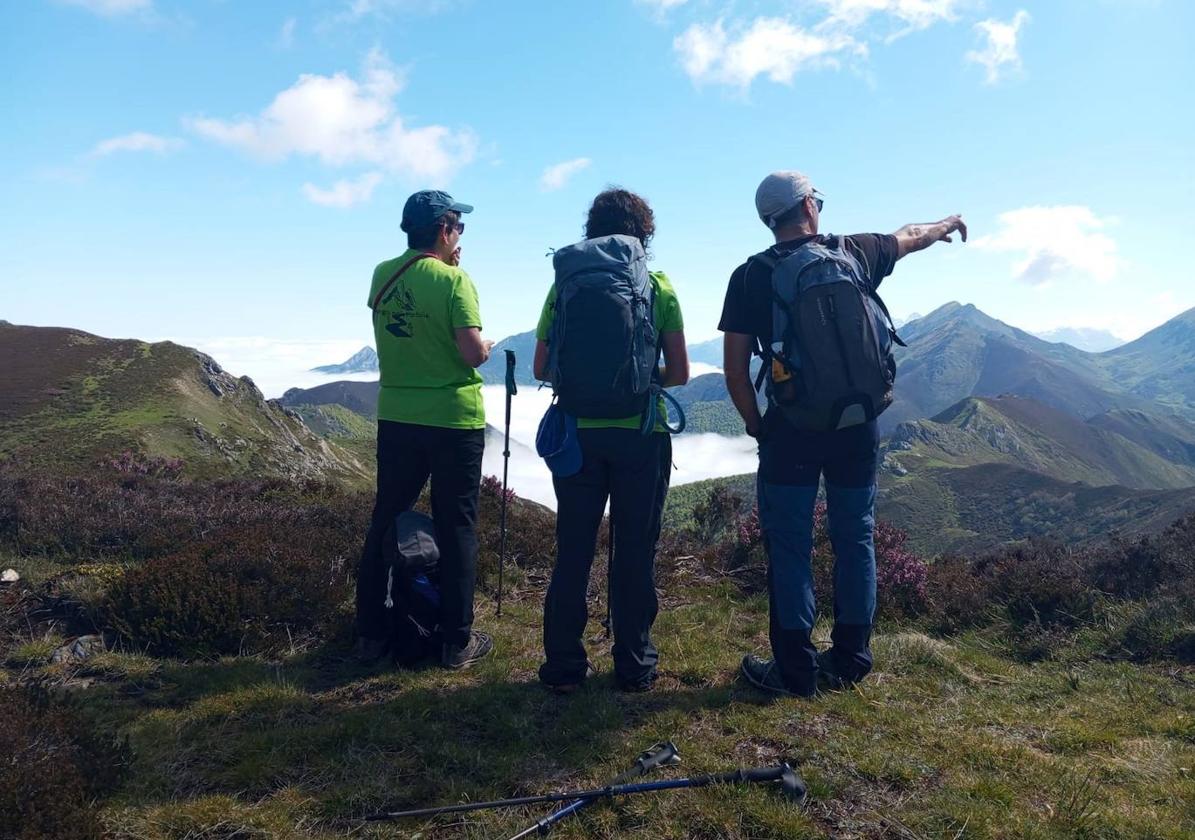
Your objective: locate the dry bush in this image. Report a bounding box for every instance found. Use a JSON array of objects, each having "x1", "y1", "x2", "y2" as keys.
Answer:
[
  {"x1": 104, "y1": 524, "x2": 354, "y2": 658},
  {"x1": 0, "y1": 686, "x2": 125, "y2": 839}
]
